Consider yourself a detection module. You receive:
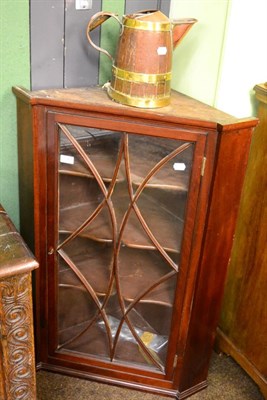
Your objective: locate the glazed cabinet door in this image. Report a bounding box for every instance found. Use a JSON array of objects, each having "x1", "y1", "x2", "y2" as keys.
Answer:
[{"x1": 45, "y1": 112, "x2": 209, "y2": 389}]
